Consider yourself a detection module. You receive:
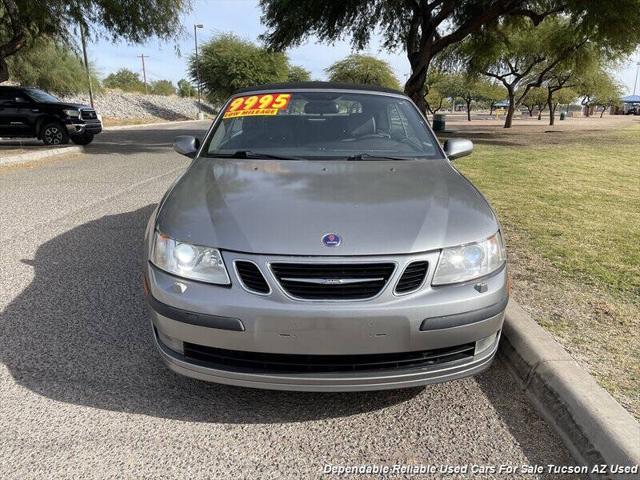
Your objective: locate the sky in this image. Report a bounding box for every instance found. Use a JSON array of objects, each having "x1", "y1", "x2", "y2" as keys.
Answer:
[{"x1": 88, "y1": 0, "x2": 640, "y2": 95}]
